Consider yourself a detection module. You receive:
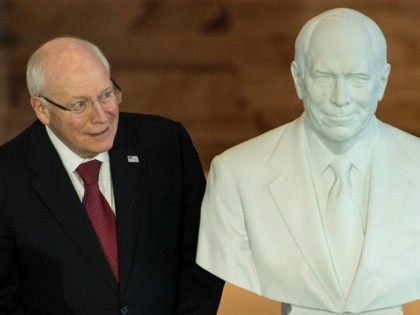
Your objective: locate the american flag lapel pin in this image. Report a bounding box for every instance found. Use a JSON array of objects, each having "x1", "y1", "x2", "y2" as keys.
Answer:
[{"x1": 127, "y1": 155, "x2": 140, "y2": 163}]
